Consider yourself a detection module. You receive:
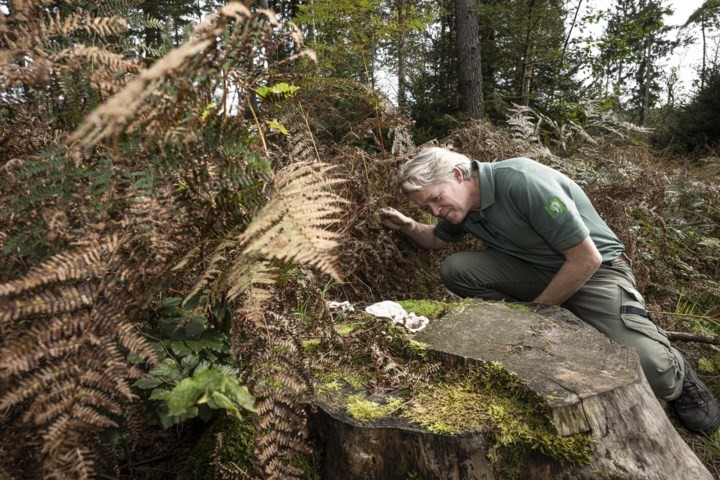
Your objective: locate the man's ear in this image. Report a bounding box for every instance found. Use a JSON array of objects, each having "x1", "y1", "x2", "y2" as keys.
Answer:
[{"x1": 453, "y1": 167, "x2": 464, "y2": 183}]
